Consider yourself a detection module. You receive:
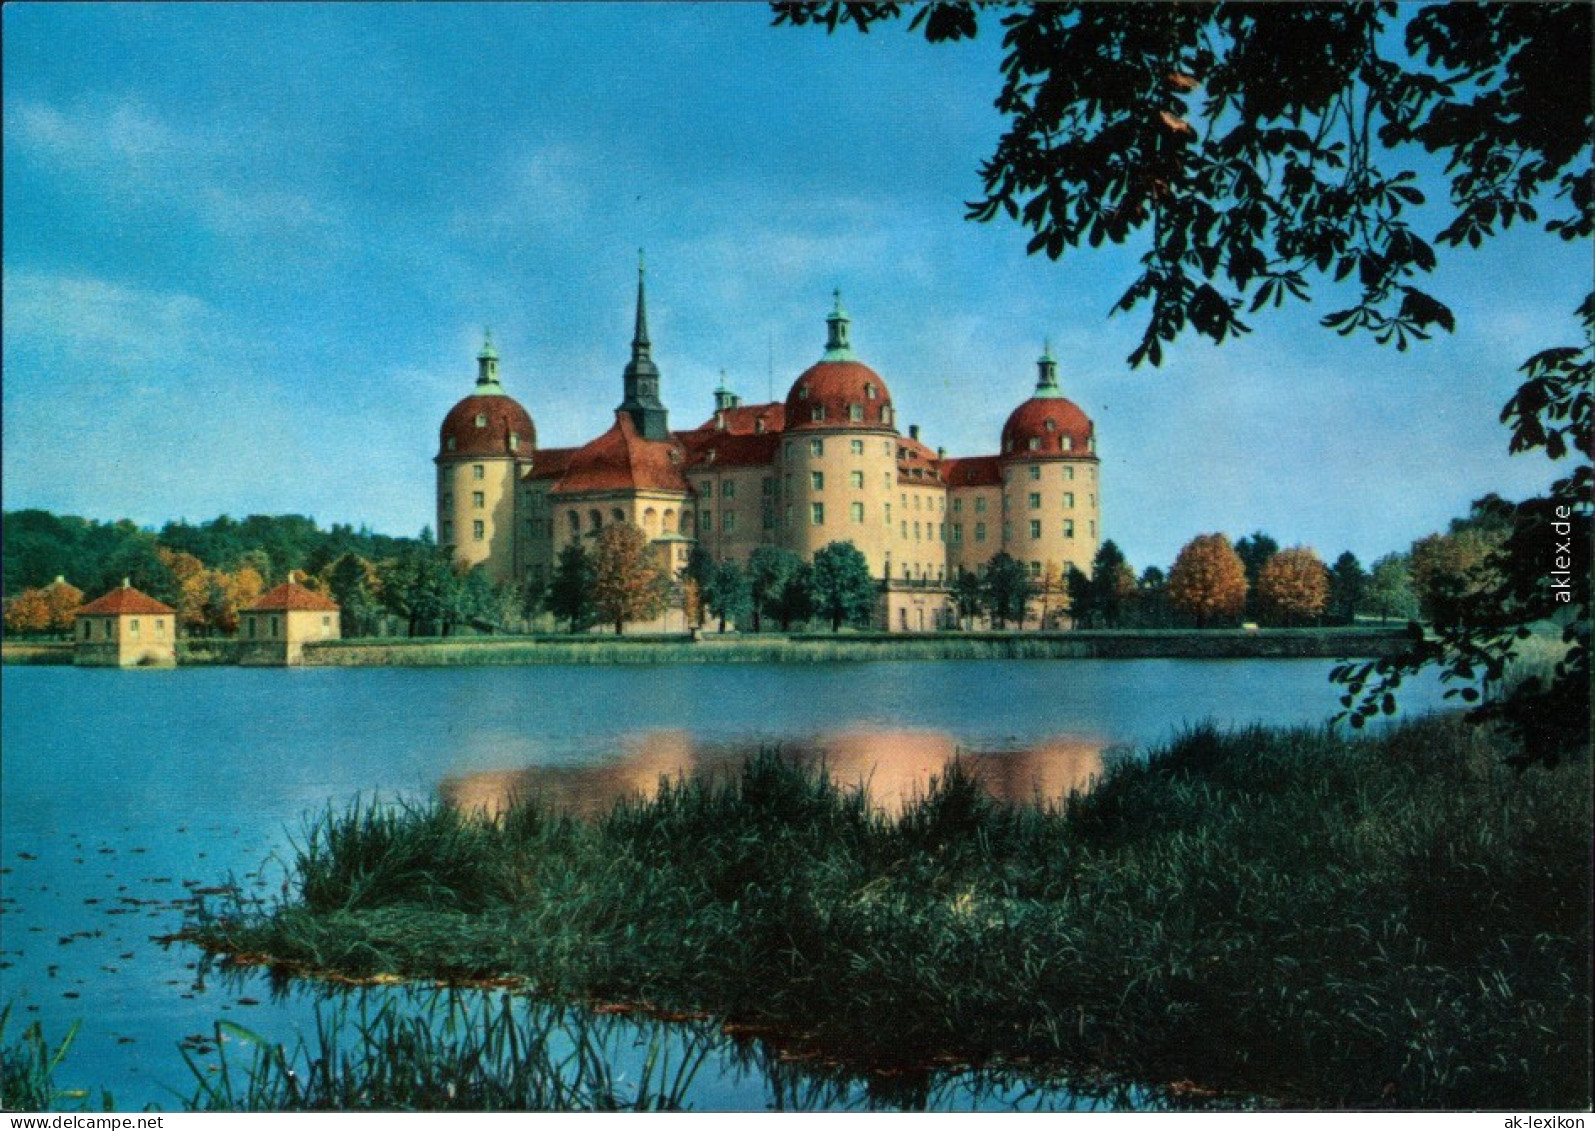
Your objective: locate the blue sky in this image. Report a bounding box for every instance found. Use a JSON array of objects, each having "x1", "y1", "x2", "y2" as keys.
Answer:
[{"x1": 3, "y1": 3, "x2": 1589, "y2": 572}]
